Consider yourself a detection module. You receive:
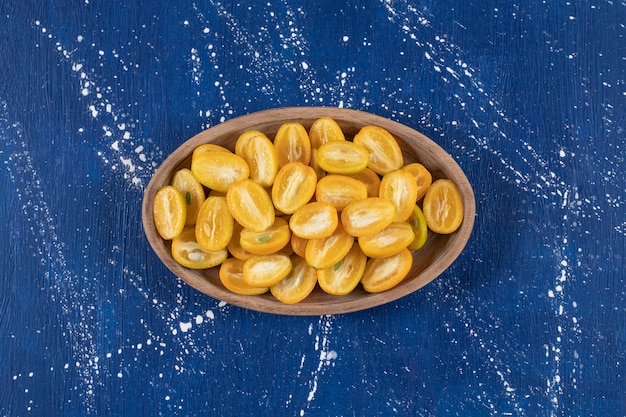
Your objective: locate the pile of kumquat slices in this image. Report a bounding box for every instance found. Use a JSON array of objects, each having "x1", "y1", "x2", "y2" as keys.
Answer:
[{"x1": 152, "y1": 118, "x2": 465, "y2": 304}]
